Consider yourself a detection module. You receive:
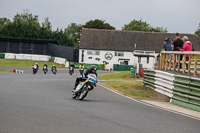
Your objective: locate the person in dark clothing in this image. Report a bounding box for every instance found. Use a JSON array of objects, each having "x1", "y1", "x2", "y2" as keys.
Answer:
[
  {"x1": 69, "y1": 64, "x2": 75, "y2": 73},
  {"x1": 172, "y1": 33, "x2": 184, "y2": 51},
  {"x1": 73, "y1": 65, "x2": 97, "y2": 91},
  {"x1": 51, "y1": 65, "x2": 57, "y2": 72},
  {"x1": 163, "y1": 38, "x2": 172, "y2": 51},
  {"x1": 163, "y1": 38, "x2": 174, "y2": 63},
  {"x1": 43, "y1": 62, "x2": 48, "y2": 71},
  {"x1": 171, "y1": 33, "x2": 184, "y2": 68}
]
